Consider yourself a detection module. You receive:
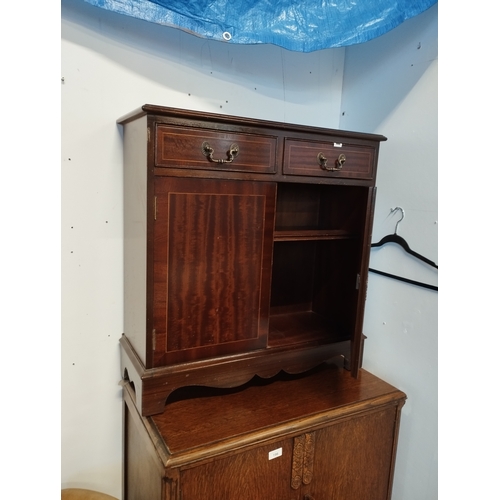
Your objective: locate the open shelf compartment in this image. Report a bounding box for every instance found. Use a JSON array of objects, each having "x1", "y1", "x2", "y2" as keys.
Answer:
[{"x1": 269, "y1": 183, "x2": 368, "y2": 348}]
